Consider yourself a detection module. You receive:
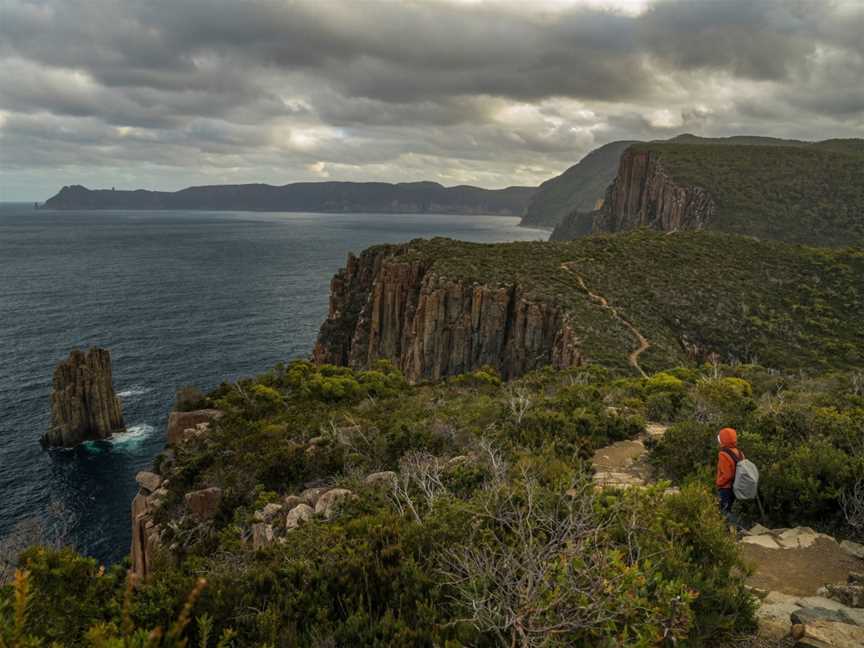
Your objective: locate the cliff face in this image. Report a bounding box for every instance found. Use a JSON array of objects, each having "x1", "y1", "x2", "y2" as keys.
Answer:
[
  {"x1": 42, "y1": 348, "x2": 125, "y2": 447},
  {"x1": 519, "y1": 140, "x2": 637, "y2": 229},
  {"x1": 593, "y1": 149, "x2": 716, "y2": 234},
  {"x1": 313, "y1": 246, "x2": 582, "y2": 381},
  {"x1": 549, "y1": 210, "x2": 597, "y2": 241}
]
